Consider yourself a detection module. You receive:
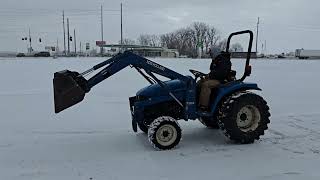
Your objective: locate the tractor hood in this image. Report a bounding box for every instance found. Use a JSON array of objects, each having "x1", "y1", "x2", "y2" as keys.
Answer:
[{"x1": 136, "y1": 79, "x2": 186, "y2": 97}]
